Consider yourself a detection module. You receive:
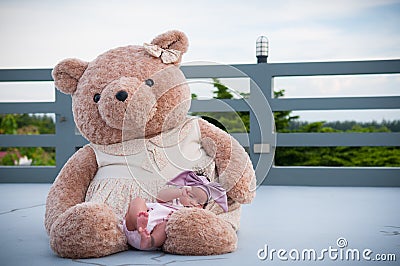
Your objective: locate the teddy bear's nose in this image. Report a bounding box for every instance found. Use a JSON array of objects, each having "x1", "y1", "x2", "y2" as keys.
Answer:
[{"x1": 115, "y1": 90, "x2": 128, "y2": 102}]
